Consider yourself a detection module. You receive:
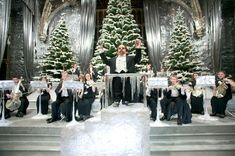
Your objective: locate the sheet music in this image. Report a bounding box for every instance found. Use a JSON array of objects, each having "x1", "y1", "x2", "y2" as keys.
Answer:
[{"x1": 147, "y1": 77, "x2": 168, "y2": 88}]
